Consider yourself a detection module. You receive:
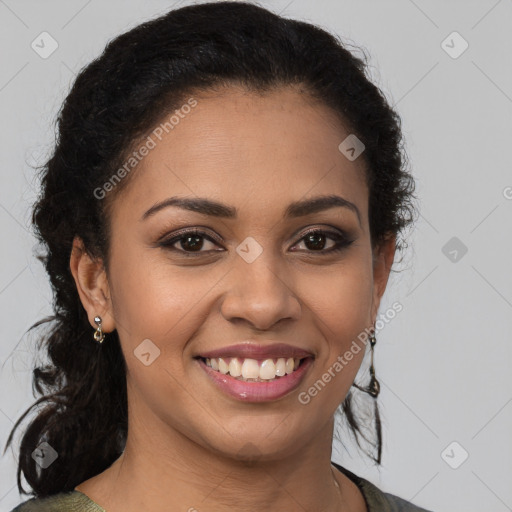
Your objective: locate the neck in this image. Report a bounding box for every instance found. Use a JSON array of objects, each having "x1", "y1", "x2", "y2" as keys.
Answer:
[{"x1": 76, "y1": 400, "x2": 365, "y2": 512}]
